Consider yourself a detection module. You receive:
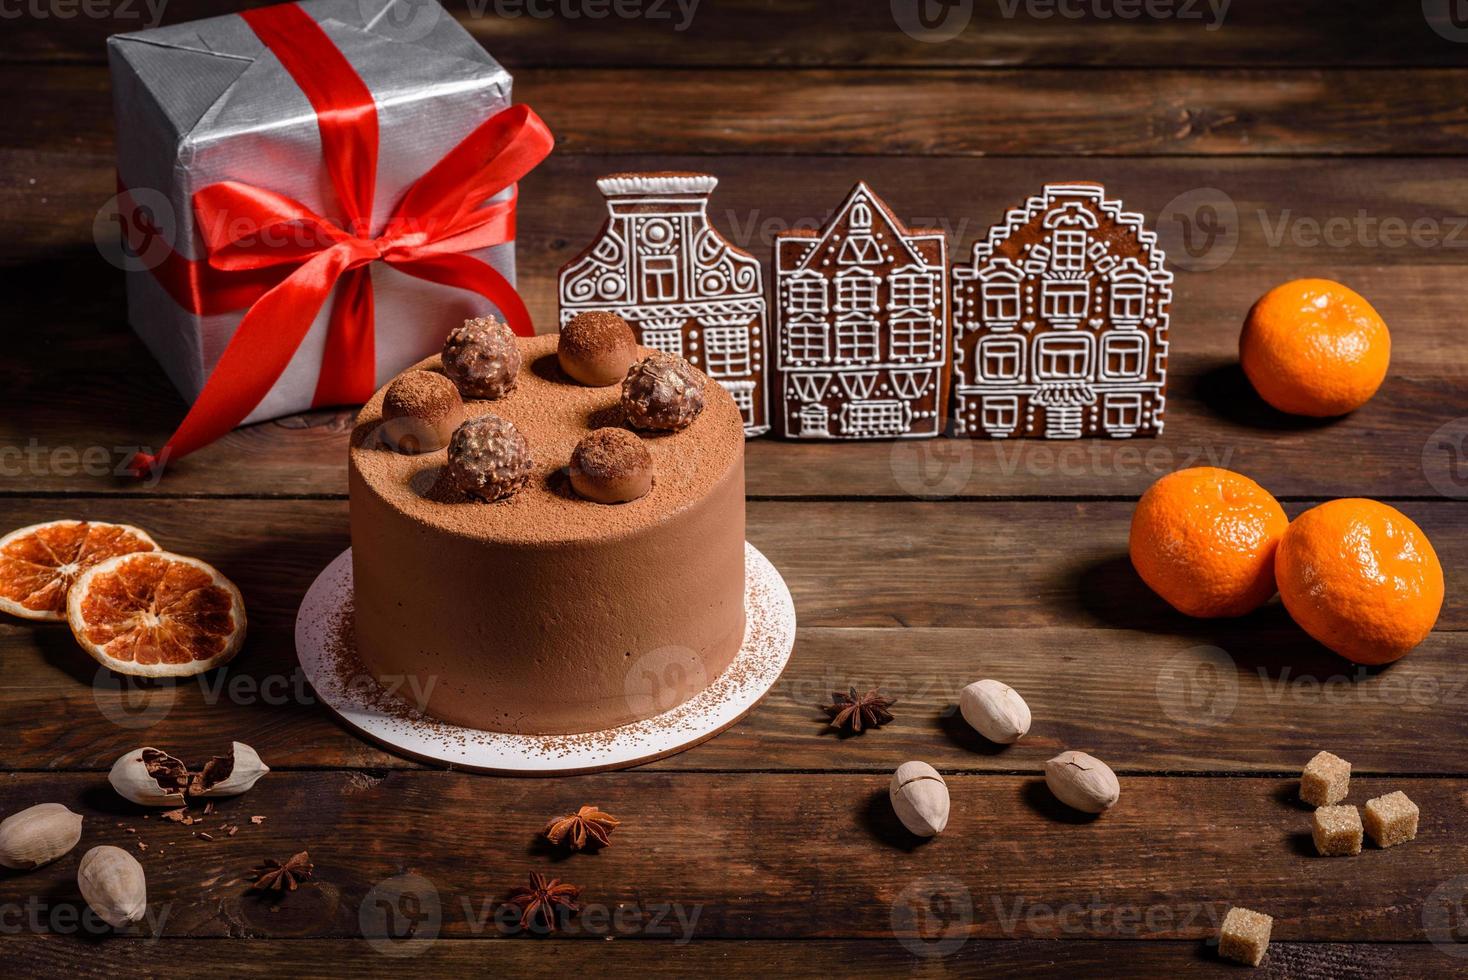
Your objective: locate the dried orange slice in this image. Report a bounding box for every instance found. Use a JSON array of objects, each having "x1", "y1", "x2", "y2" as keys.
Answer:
[
  {"x1": 67, "y1": 551, "x2": 246, "y2": 677},
  {"x1": 0, "y1": 520, "x2": 159, "y2": 621}
]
